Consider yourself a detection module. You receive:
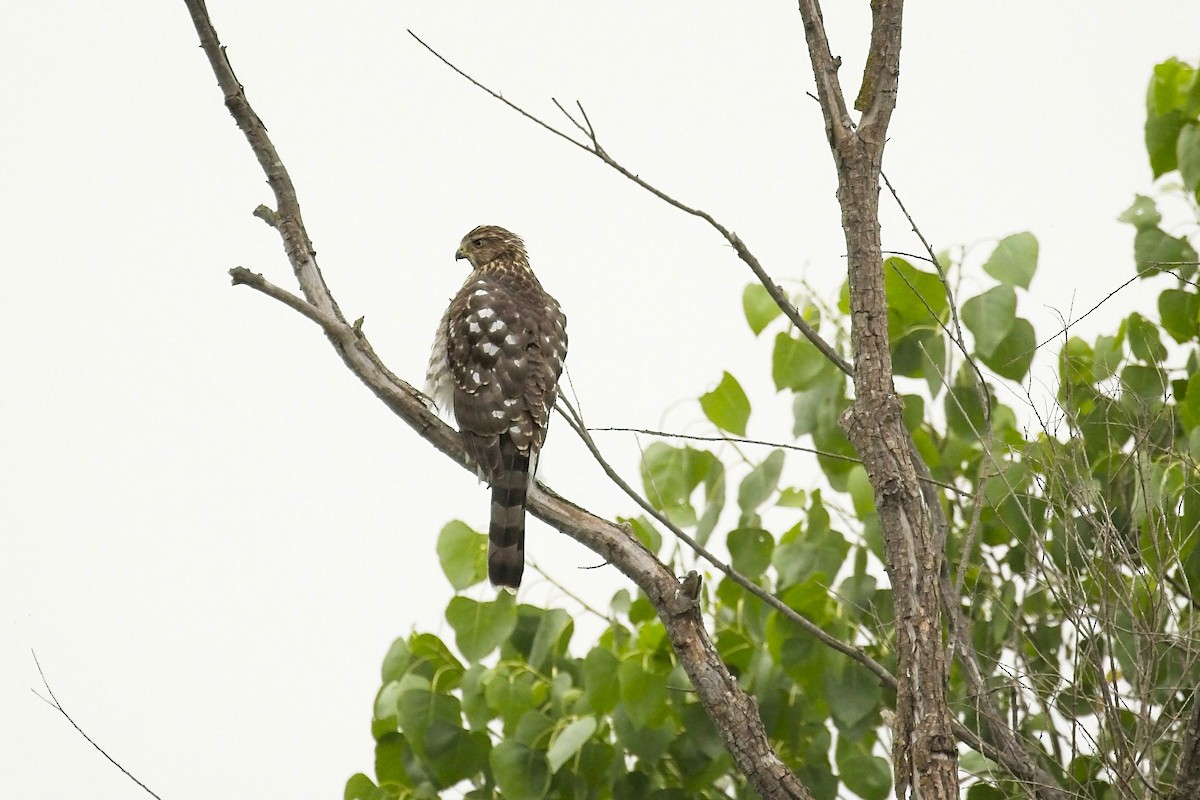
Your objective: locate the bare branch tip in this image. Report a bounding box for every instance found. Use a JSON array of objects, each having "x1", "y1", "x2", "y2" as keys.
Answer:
[
  {"x1": 252, "y1": 204, "x2": 279, "y2": 228},
  {"x1": 229, "y1": 266, "x2": 258, "y2": 286}
]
